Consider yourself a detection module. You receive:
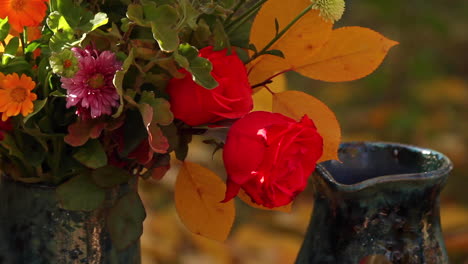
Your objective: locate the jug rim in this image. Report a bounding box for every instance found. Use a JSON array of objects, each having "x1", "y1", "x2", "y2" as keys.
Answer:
[{"x1": 316, "y1": 141, "x2": 453, "y2": 192}]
